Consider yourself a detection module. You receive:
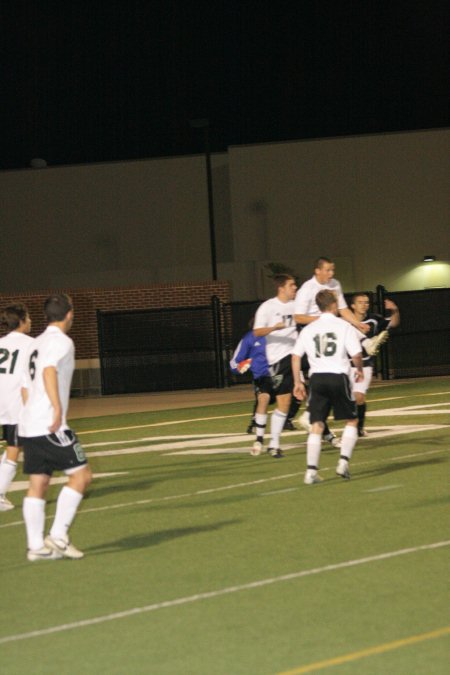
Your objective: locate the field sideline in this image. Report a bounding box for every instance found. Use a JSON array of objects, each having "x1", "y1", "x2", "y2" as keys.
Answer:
[{"x1": 1, "y1": 377, "x2": 449, "y2": 674}]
